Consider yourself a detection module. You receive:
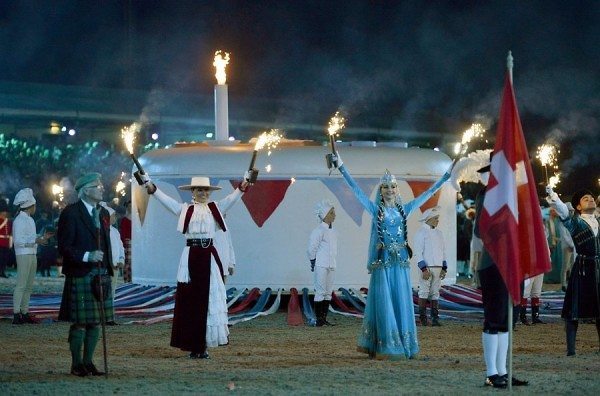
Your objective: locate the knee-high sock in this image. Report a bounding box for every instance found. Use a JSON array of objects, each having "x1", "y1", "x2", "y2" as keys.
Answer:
[
  {"x1": 496, "y1": 332, "x2": 509, "y2": 376},
  {"x1": 482, "y1": 332, "x2": 498, "y2": 377},
  {"x1": 83, "y1": 325, "x2": 100, "y2": 364},
  {"x1": 68, "y1": 326, "x2": 85, "y2": 367}
]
